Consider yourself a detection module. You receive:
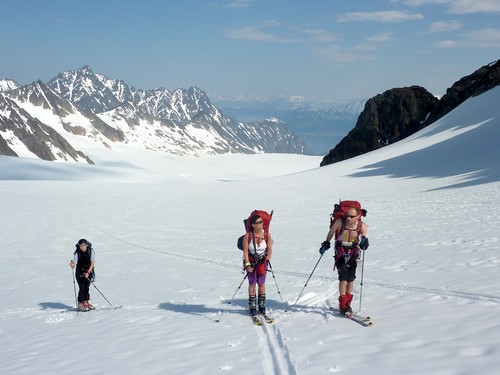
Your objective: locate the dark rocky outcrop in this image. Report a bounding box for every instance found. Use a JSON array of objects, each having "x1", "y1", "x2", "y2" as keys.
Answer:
[
  {"x1": 320, "y1": 86, "x2": 438, "y2": 166},
  {"x1": 423, "y1": 60, "x2": 500, "y2": 126},
  {"x1": 321, "y1": 60, "x2": 500, "y2": 167}
]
